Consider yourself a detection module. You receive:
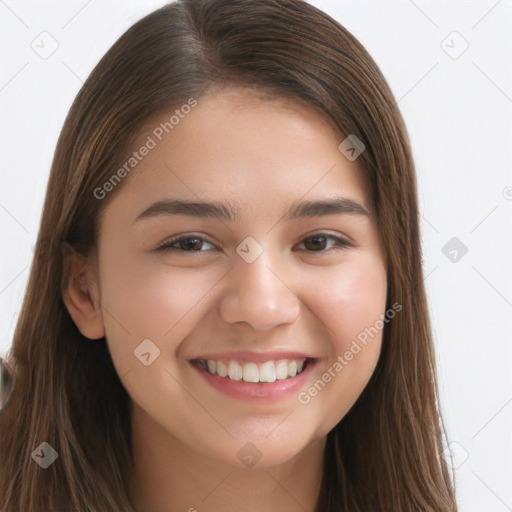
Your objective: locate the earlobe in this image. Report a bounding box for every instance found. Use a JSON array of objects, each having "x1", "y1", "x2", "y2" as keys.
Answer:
[{"x1": 62, "y1": 249, "x2": 105, "y2": 340}]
